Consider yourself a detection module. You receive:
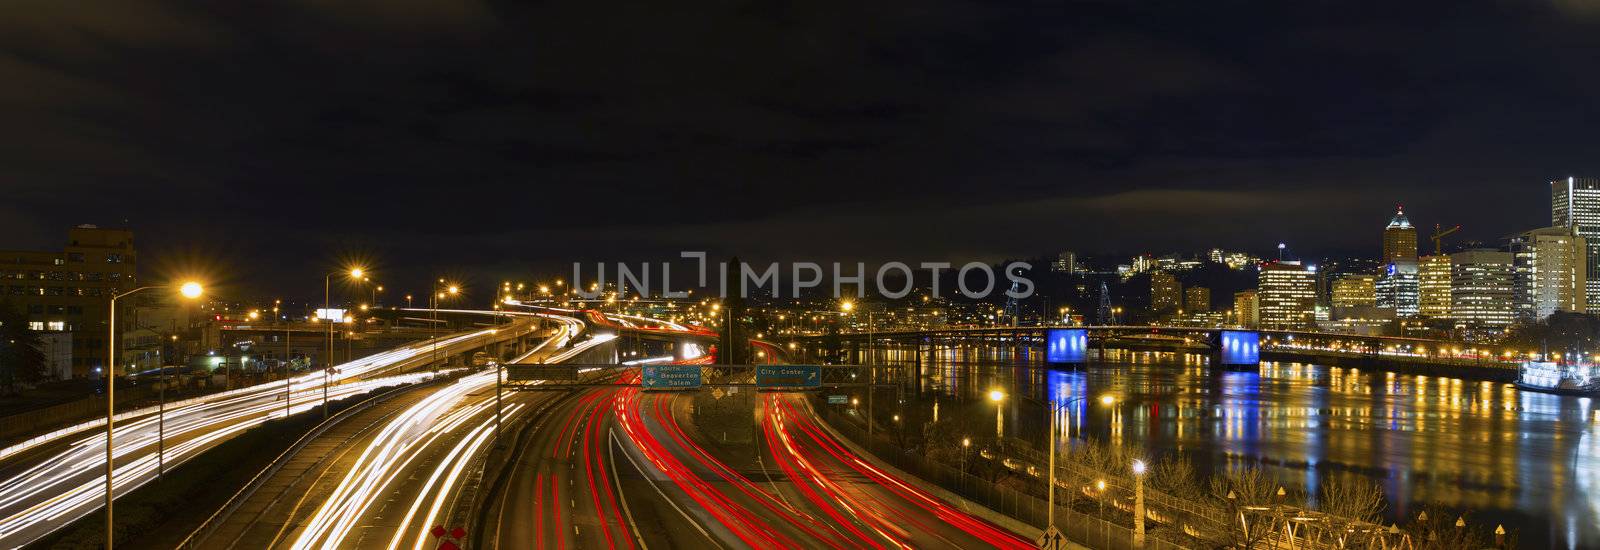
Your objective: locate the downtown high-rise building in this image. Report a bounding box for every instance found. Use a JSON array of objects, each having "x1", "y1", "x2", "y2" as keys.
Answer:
[
  {"x1": 1330, "y1": 274, "x2": 1376, "y2": 308},
  {"x1": 1258, "y1": 261, "x2": 1317, "y2": 329},
  {"x1": 1376, "y1": 259, "x2": 1420, "y2": 317},
  {"x1": 1184, "y1": 286, "x2": 1211, "y2": 314},
  {"x1": 1051, "y1": 251, "x2": 1077, "y2": 273},
  {"x1": 1511, "y1": 226, "x2": 1588, "y2": 320},
  {"x1": 1233, "y1": 290, "x2": 1259, "y2": 328},
  {"x1": 1551, "y1": 176, "x2": 1600, "y2": 312},
  {"x1": 1149, "y1": 271, "x2": 1181, "y2": 316},
  {"x1": 1417, "y1": 254, "x2": 1452, "y2": 319},
  {"x1": 1450, "y1": 249, "x2": 1516, "y2": 329},
  {"x1": 1382, "y1": 206, "x2": 1418, "y2": 262}
]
